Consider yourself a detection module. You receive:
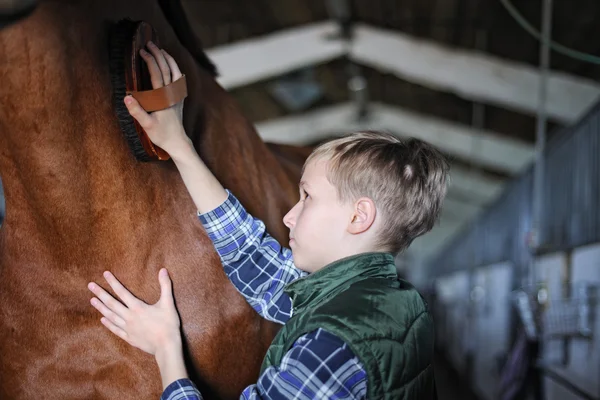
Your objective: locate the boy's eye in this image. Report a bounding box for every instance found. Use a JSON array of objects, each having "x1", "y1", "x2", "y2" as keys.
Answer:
[{"x1": 299, "y1": 190, "x2": 310, "y2": 202}]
